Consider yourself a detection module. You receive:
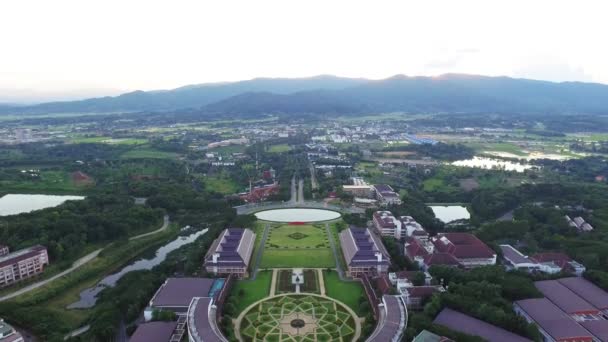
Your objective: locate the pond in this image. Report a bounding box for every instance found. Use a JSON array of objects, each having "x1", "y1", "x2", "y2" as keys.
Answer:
[
  {"x1": 254, "y1": 208, "x2": 341, "y2": 223},
  {"x1": 430, "y1": 205, "x2": 471, "y2": 223},
  {"x1": 452, "y1": 156, "x2": 534, "y2": 172},
  {"x1": 0, "y1": 194, "x2": 85, "y2": 216},
  {"x1": 67, "y1": 228, "x2": 207, "y2": 309}
]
